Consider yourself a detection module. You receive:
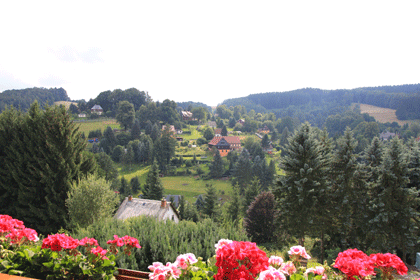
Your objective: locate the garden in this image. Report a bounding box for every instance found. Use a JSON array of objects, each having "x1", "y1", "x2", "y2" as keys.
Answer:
[{"x1": 0, "y1": 214, "x2": 415, "y2": 280}]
